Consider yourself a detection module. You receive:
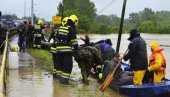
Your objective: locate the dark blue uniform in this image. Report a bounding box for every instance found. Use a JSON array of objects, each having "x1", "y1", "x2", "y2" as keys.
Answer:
[{"x1": 54, "y1": 24, "x2": 78, "y2": 84}]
